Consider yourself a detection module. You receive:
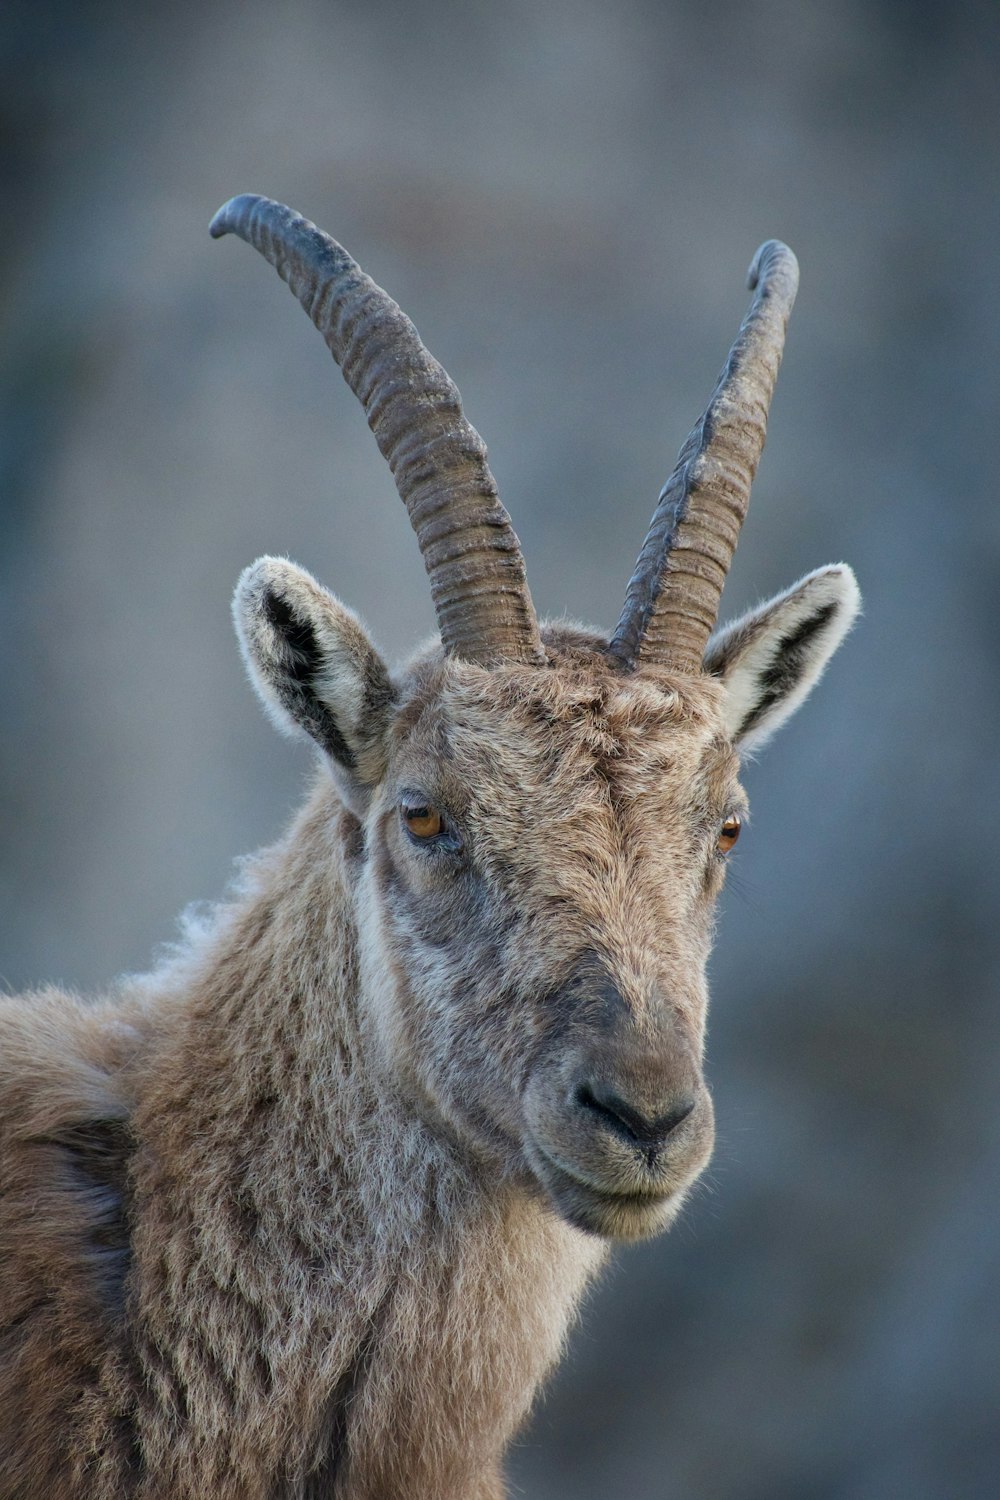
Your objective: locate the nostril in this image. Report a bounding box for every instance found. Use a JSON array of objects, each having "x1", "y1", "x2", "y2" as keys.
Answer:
[
  {"x1": 656, "y1": 1096, "x2": 696, "y2": 1138},
  {"x1": 574, "y1": 1082, "x2": 615, "y2": 1130},
  {"x1": 575, "y1": 1081, "x2": 696, "y2": 1152}
]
